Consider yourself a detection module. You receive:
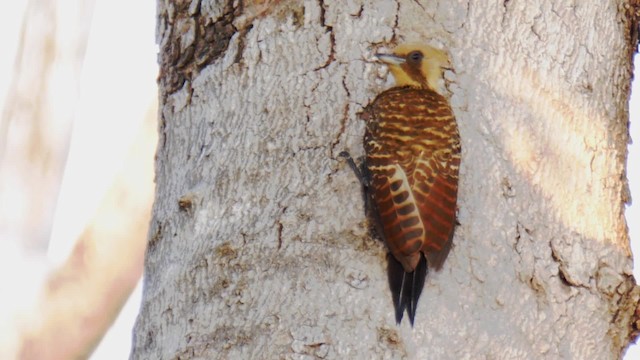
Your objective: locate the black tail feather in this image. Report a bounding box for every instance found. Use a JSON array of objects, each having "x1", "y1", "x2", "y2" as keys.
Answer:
[{"x1": 387, "y1": 253, "x2": 428, "y2": 326}]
